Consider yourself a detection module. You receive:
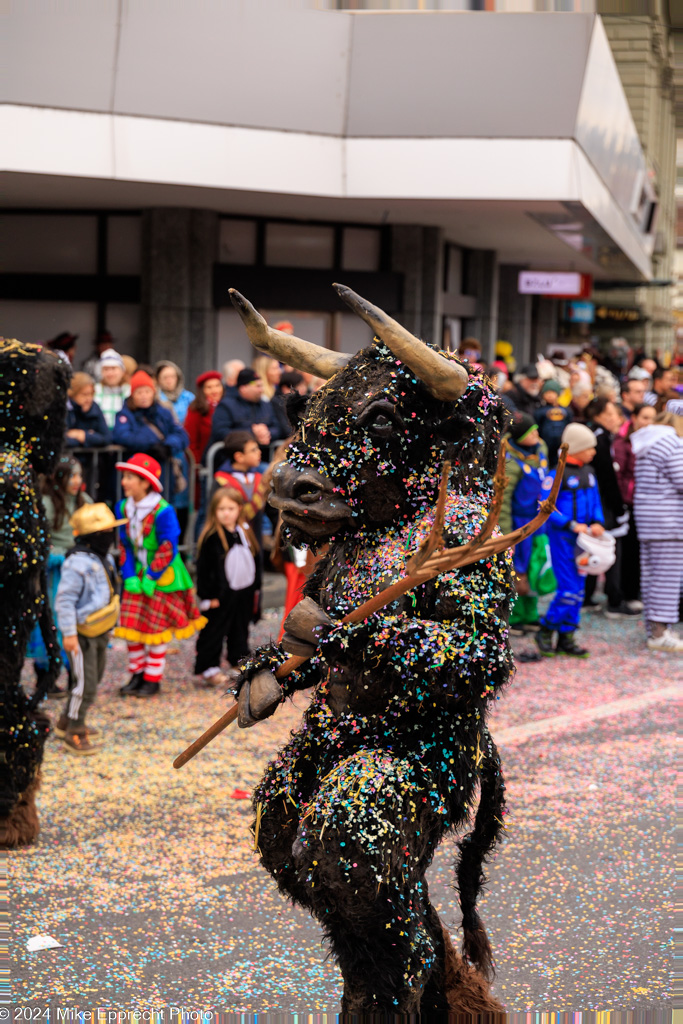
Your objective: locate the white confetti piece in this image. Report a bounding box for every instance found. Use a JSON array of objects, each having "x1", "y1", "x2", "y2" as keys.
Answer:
[{"x1": 27, "y1": 935, "x2": 62, "y2": 952}]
